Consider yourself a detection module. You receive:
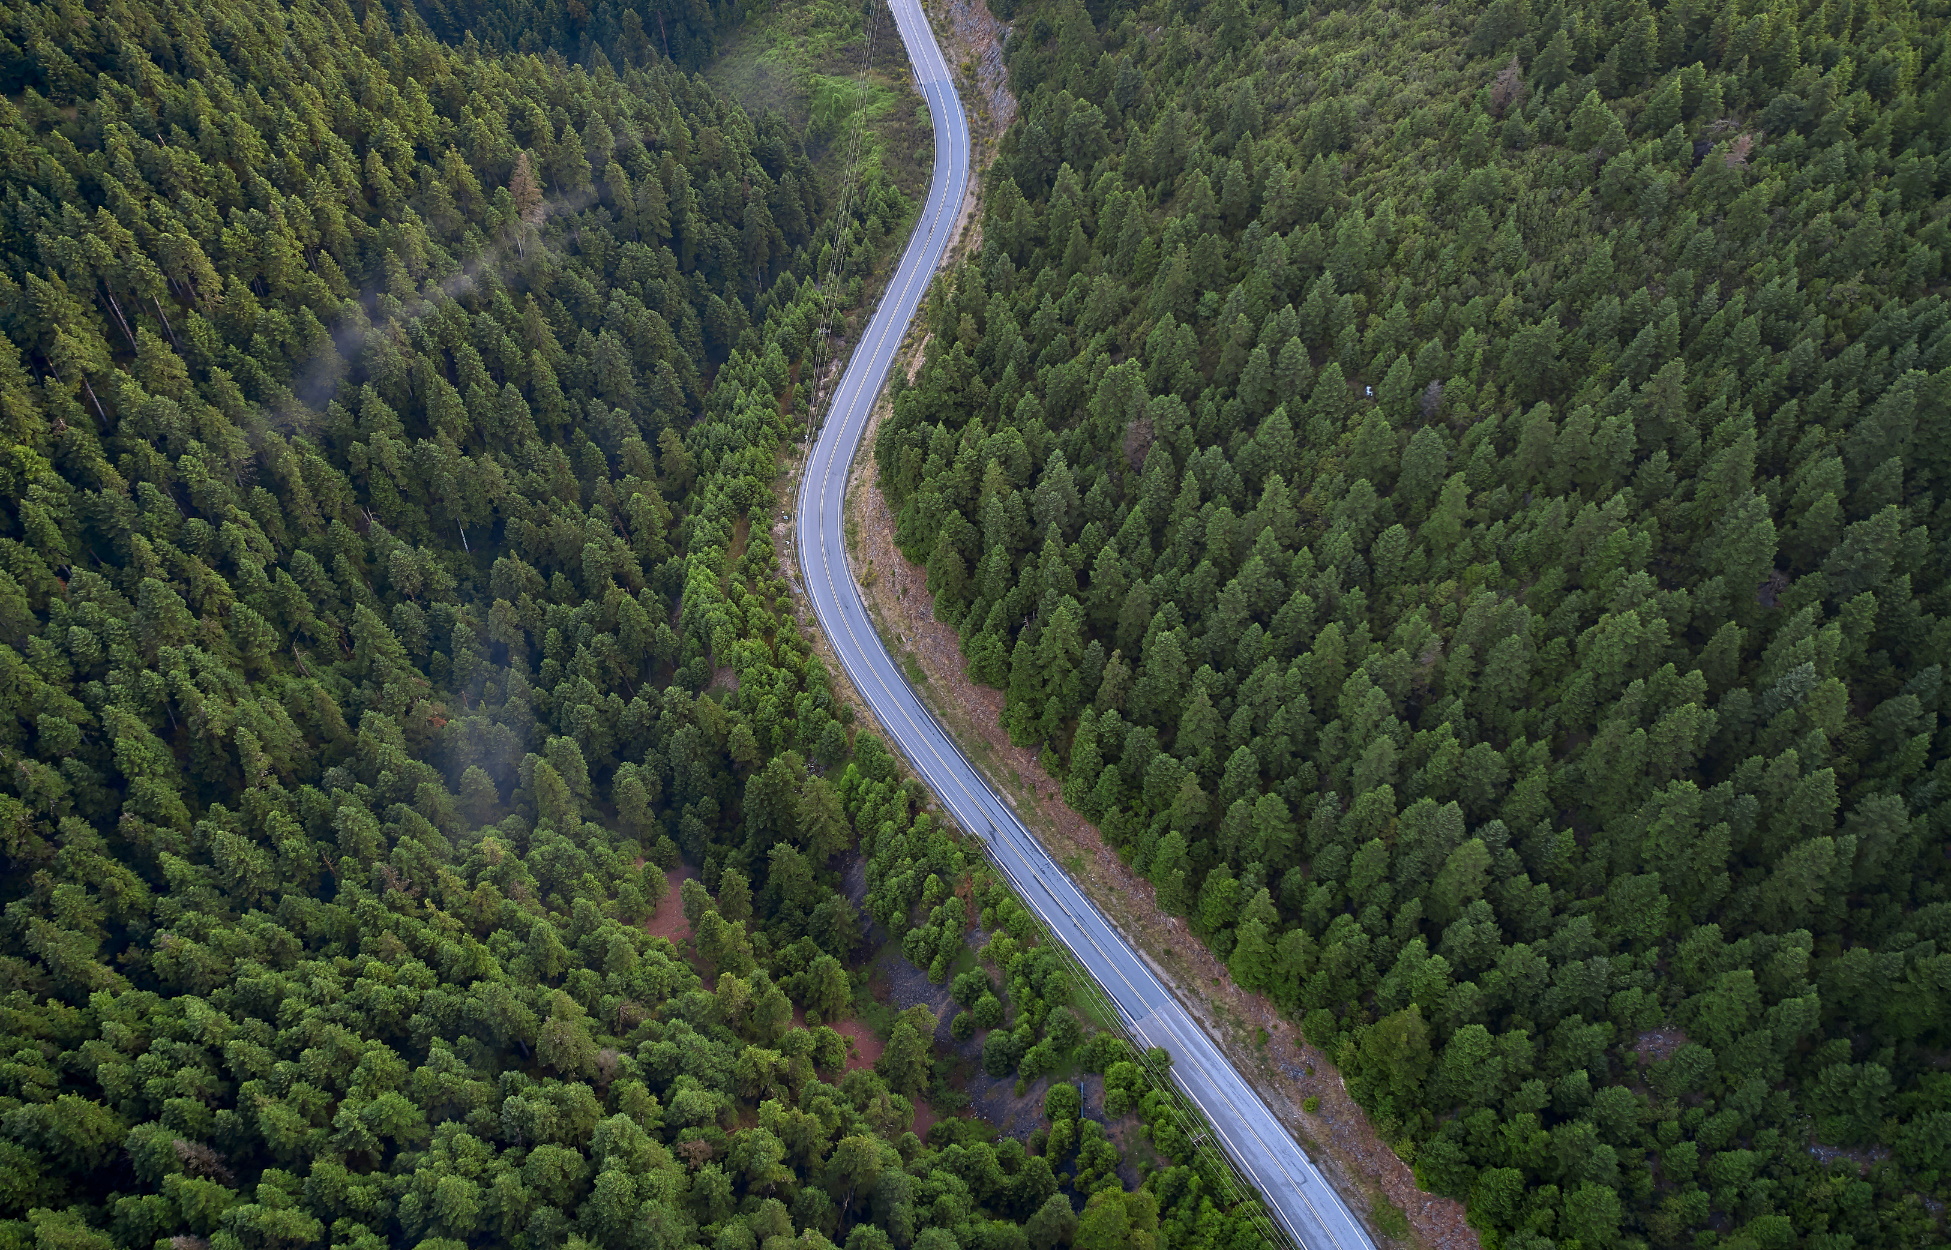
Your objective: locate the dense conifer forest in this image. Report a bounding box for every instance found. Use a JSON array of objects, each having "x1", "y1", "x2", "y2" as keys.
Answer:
[
  {"x1": 877, "y1": 0, "x2": 1951, "y2": 1246},
  {"x1": 0, "y1": 4, "x2": 1258, "y2": 1250}
]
